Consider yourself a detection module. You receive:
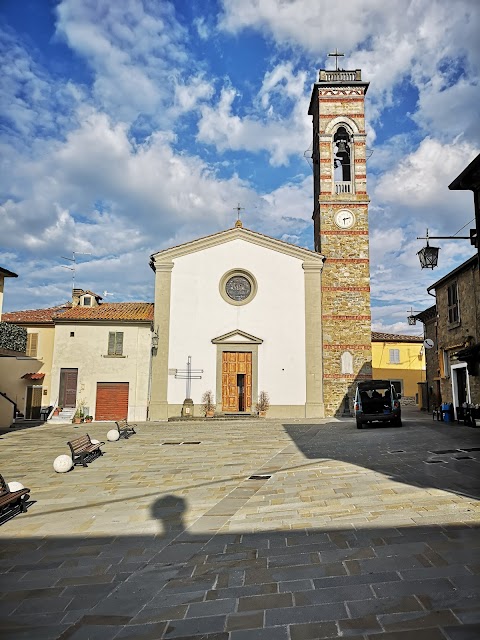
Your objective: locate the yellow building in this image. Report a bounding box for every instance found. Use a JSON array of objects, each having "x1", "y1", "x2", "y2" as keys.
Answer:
[{"x1": 371, "y1": 332, "x2": 425, "y2": 405}]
